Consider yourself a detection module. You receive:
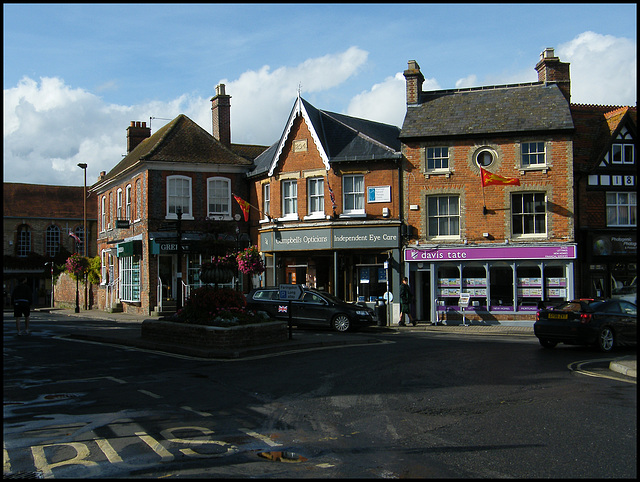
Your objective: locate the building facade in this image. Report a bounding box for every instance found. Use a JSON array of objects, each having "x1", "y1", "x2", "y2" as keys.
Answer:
[
  {"x1": 572, "y1": 104, "x2": 637, "y2": 302},
  {"x1": 400, "y1": 49, "x2": 577, "y2": 325},
  {"x1": 90, "y1": 84, "x2": 266, "y2": 315},
  {"x1": 3, "y1": 183, "x2": 97, "y2": 307},
  {"x1": 247, "y1": 95, "x2": 404, "y2": 311}
]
